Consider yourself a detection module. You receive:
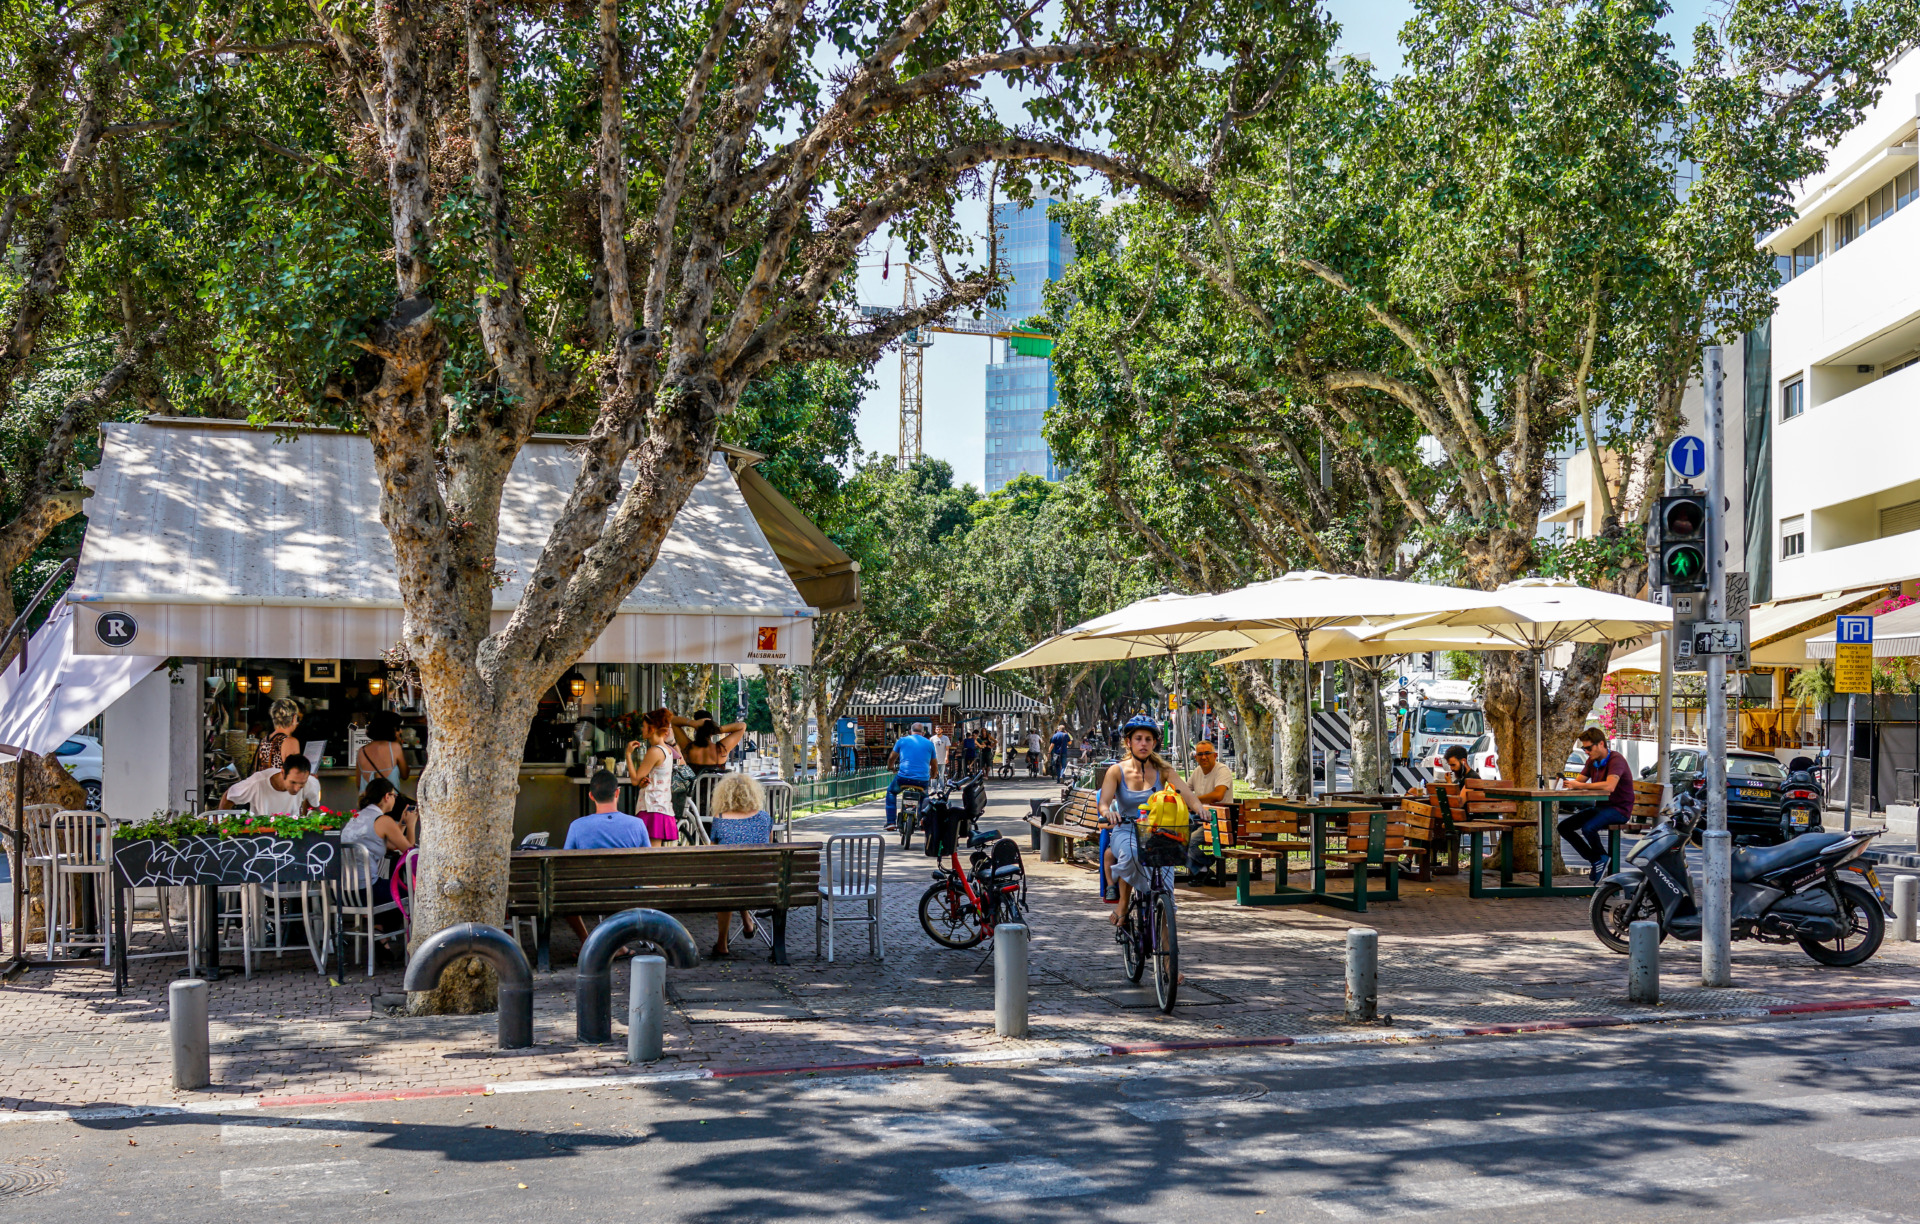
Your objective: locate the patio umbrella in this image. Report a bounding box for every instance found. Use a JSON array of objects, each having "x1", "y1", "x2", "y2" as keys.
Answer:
[
  {"x1": 1058, "y1": 572, "x2": 1492, "y2": 785},
  {"x1": 1353, "y1": 578, "x2": 1672, "y2": 785}
]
